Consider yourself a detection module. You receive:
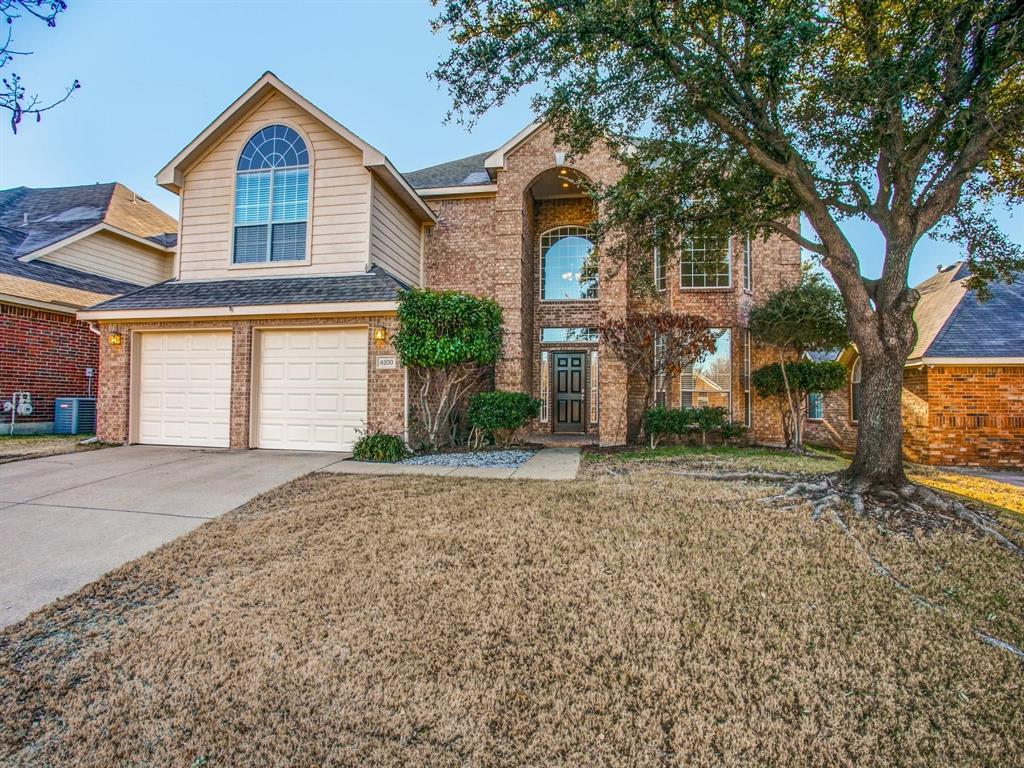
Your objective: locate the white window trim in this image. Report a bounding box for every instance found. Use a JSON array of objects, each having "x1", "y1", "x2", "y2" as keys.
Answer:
[
  {"x1": 679, "y1": 236, "x2": 733, "y2": 290},
  {"x1": 539, "y1": 350, "x2": 550, "y2": 422}
]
